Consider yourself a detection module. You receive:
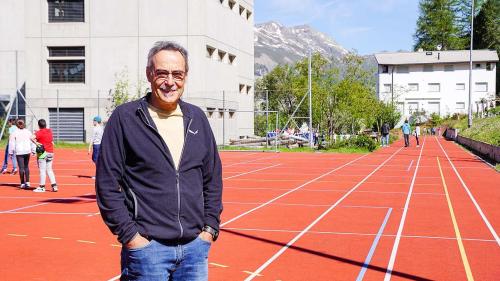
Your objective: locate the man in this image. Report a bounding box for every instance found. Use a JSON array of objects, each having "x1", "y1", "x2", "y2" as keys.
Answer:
[
  {"x1": 381, "y1": 122, "x2": 390, "y2": 147},
  {"x1": 402, "y1": 120, "x2": 411, "y2": 147},
  {"x1": 32, "y1": 119, "x2": 58, "y2": 192},
  {"x1": 414, "y1": 123, "x2": 421, "y2": 147},
  {"x1": 96, "y1": 41, "x2": 223, "y2": 281},
  {"x1": 88, "y1": 116, "x2": 104, "y2": 165},
  {"x1": 1, "y1": 118, "x2": 18, "y2": 174}
]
